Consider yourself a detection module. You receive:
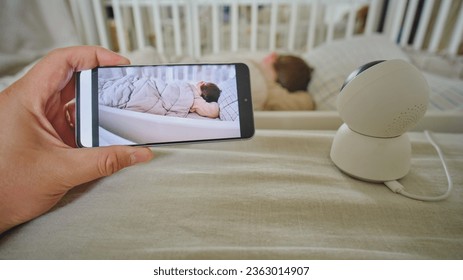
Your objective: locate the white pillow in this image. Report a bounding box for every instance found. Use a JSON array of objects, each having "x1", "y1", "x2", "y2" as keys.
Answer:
[{"x1": 304, "y1": 34, "x2": 411, "y2": 110}]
